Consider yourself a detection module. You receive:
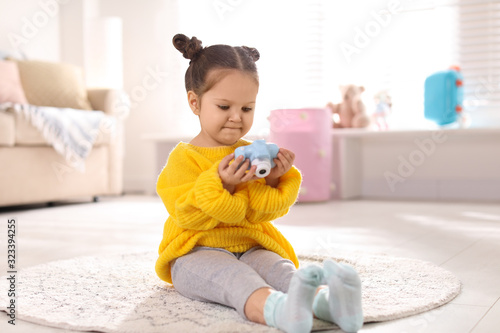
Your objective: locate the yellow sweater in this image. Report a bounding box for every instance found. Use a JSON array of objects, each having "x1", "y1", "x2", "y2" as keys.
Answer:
[{"x1": 155, "y1": 139, "x2": 302, "y2": 283}]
